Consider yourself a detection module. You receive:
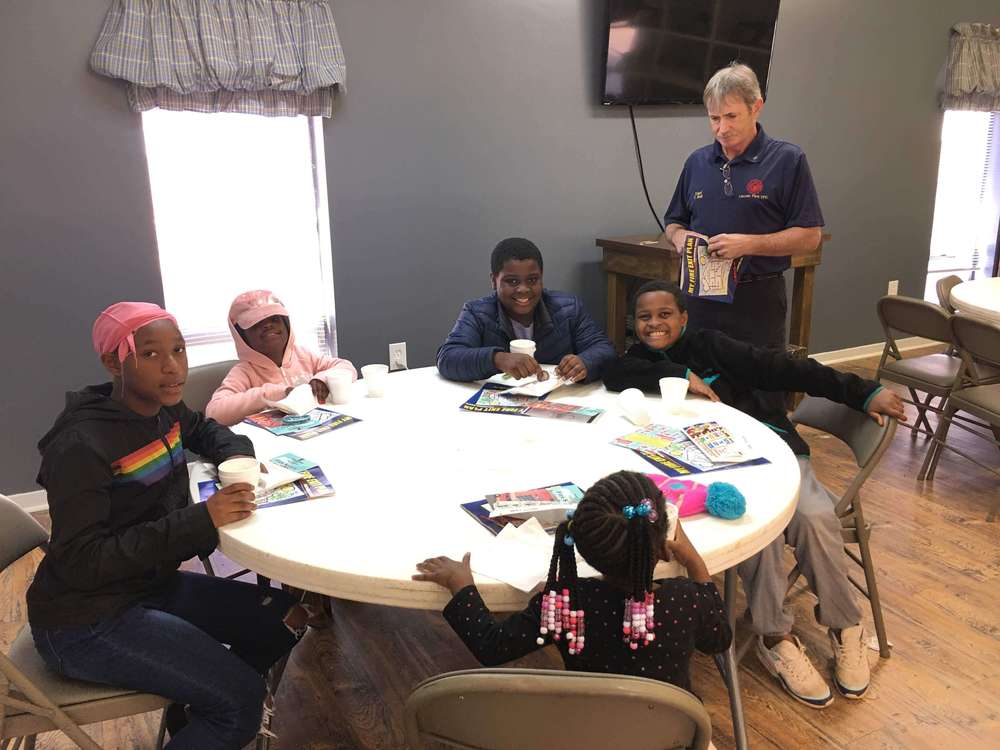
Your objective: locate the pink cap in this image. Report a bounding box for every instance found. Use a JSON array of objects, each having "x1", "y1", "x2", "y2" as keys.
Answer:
[
  {"x1": 229, "y1": 290, "x2": 290, "y2": 330},
  {"x1": 92, "y1": 302, "x2": 178, "y2": 363}
]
